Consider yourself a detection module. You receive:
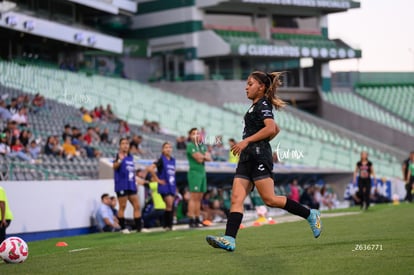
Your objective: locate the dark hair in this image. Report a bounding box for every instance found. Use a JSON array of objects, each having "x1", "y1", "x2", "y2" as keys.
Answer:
[
  {"x1": 188, "y1": 128, "x2": 197, "y2": 135},
  {"x1": 250, "y1": 71, "x2": 286, "y2": 110},
  {"x1": 101, "y1": 193, "x2": 109, "y2": 200},
  {"x1": 162, "y1": 142, "x2": 170, "y2": 148},
  {"x1": 119, "y1": 137, "x2": 128, "y2": 145},
  {"x1": 229, "y1": 138, "x2": 236, "y2": 143}
]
